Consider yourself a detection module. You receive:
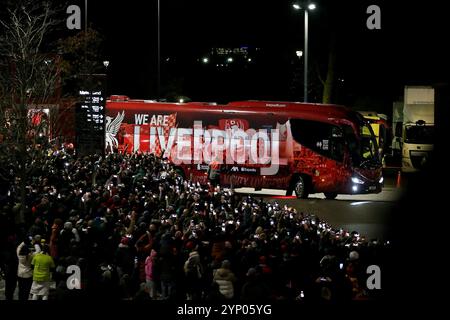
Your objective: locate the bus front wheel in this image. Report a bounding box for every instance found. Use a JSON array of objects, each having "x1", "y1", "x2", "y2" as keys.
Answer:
[{"x1": 324, "y1": 192, "x2": 338, "y2": 200}]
